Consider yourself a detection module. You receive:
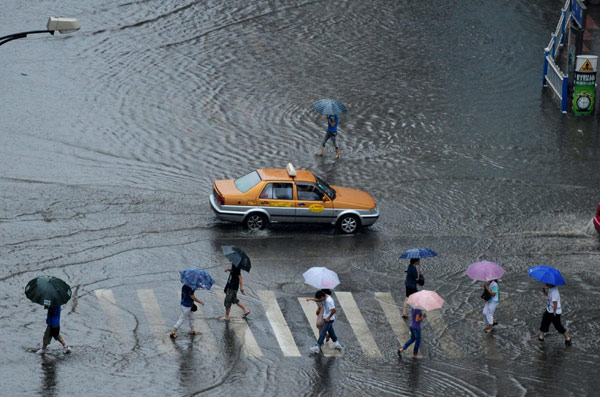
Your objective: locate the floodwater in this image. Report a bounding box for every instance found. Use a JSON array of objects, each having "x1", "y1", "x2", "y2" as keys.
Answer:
[{"x1": 1, "y1": 0, "x2": 600, "y2": 395}]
